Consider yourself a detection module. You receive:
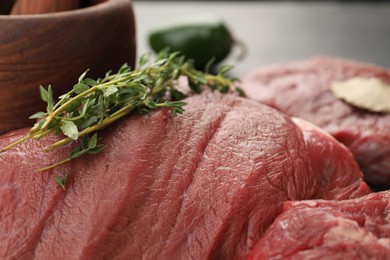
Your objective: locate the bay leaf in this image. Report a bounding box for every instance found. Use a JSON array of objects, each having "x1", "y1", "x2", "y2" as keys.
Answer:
[{"x1": 330, "y1": 77, "x2": 390, "y2": 113}]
